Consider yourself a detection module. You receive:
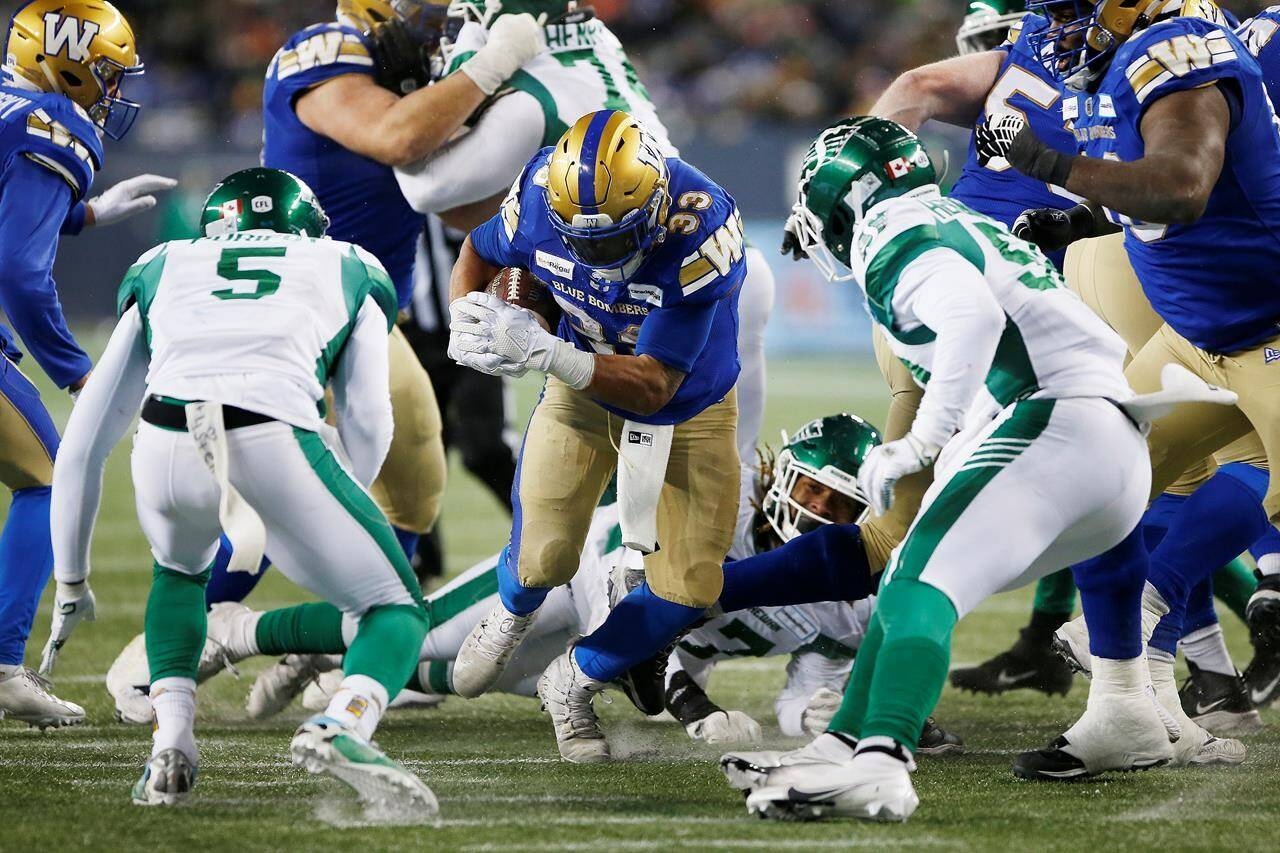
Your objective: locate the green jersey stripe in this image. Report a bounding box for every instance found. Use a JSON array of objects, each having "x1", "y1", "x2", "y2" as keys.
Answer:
[
  {"x1": 427, "y1": 563, "x2": 501, "y2": 626},
  {"x1": 985, "y1": 316, "x2": 1040, "y2": 406},
  {"x1": 864, "y1": 224, "x2": 942, "y2": 344}
]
